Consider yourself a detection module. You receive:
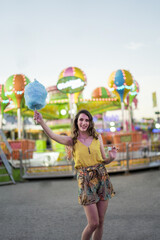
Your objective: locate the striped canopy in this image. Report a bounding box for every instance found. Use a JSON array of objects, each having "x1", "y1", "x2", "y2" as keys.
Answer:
[
  {"x1": 108, "y1": 69, "x2": 133, "y2": 102},
  {"x1": 57, "y1": 67, "x2": 87, "y2": 94}
]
